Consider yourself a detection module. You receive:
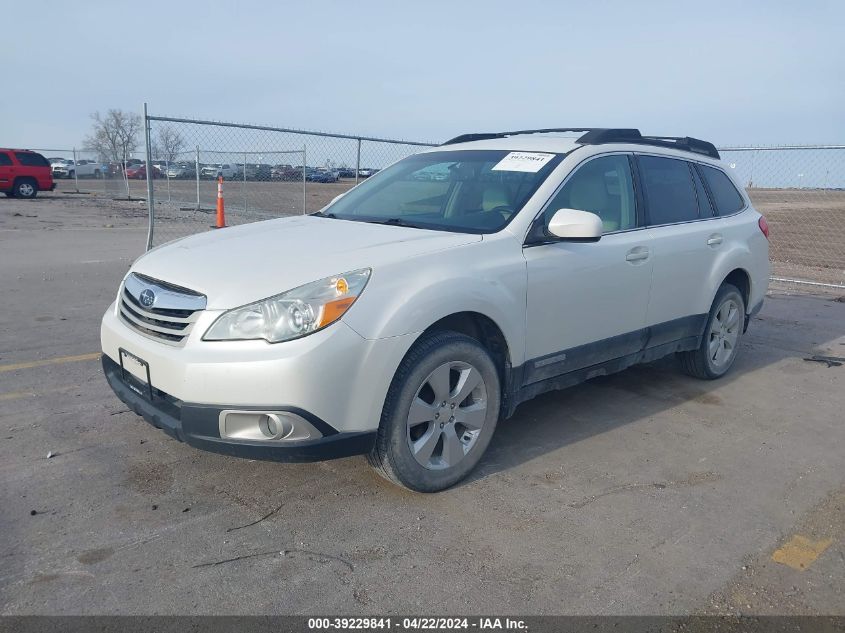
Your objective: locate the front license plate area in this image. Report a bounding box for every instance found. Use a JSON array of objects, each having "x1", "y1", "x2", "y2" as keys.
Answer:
[{"x1": 119, "y1": 347, "x2": 154, "y2": 400}]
